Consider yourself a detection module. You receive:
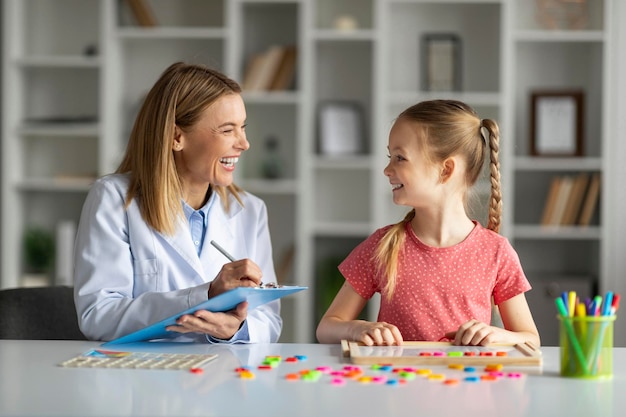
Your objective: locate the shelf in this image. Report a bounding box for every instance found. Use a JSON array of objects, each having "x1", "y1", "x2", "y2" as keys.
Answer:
[
  {"x1": 16, "y1": 55, "x2": 101, "y2": 68},
  {"x1": 239, "y1": 179, "x2": 298, "y2": 195},
  {"x1": 313, "y1": 29, "x2": 377, "y2": 41},
  {"x1": 117, "y1": 27, "x2": 227, "y2": 40},
  {"x1": 17, "y1": 177, "x2": 94, "y2": 193},
  {"x1": 513, "y1": 225, "x2": 602, "y2": 240},
  {"x1": 514, "y1": 30, "x2": 606, "y2": 42},
  {"x1": 314, "y1": 221, "x2": 372, "y2": 237},
  {"x1": 242, "y1": 91, "x2": 301, "y2": 104},
  {"x1": 388, "y1": 91, "x2": 501, "y2": 107},
  {"x1": 313, "y1": 155, "x2": 372, "y2": 170},
  {"x1": 514, "y1": 157, "x2": 603, "y2": 171},
  {"x1": 18, "y1": 122, "x2": 100, "y2": 137}
]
